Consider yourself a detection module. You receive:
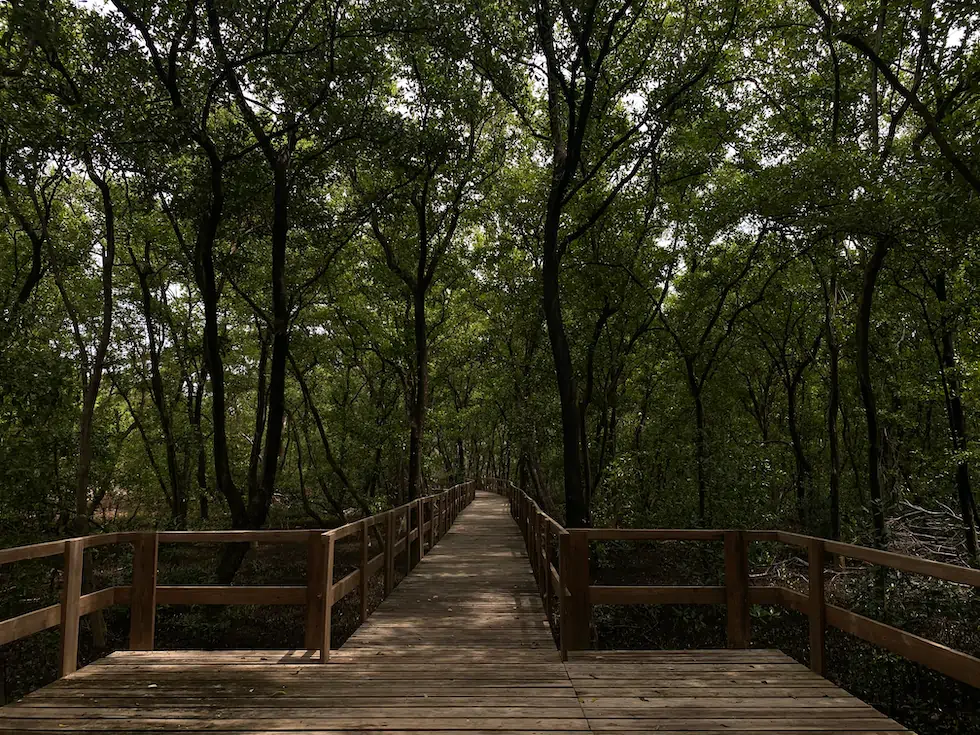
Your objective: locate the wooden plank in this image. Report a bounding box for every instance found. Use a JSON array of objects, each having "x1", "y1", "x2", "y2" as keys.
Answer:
[
  {"x1": 780, "y1": 531, "x2": 980, "y2": 587},
  {"x1": 747, "y1": 586, "x2": 782, "y2": 606},
  {"x1": 780, "y1": 587, "x2": 809, "y2": 613},
  {"x1": 319, "y1": 532, "x2": 335, "y2": 661},
  {"x1": 129, "y1": 532, "x2": 158, "y2": 651},
  {"x1": 559, "y1": 531, "x2": 569, "y2": 661},
  {"x1": 0, "y1": 539, "x2": 66, "y2": 565},
  {"x1": 565, "y1": 529, "x2": 591, "y2": 650},
  {"x1": 58, "y1": 538, "x2": 83, "y2": 677},
  {"x1": 429, "y1": 498, "x2": 435, "y2": 550},
  {"x1": 743, "y1": 530, "x2": 780, "y2": 542},
  {"x1": 404, "y1": 506, "x2": 413, "y2": 576},
  {"x1": 0, "y1": 604, "x2": 60, "y2": 646},
  {"x1": 808, "y1": 538, "x2": 826, "y2": 675},
  {"x1": 583, "y1": 528, "x2": 727, "y2": 541},
  {"x1": 78, "y1": 587, "x2": 123, "y2": 617},
  {"x1": 725, "y1": 530, "x2": 749, "y2": 648},
  {"x1": 415, "y1": 499, "x2": 424, "y2": 565},
  {"x1": 331, "y1": 570, "x2": 360, "y2": 604},
  {"x1": 156, "y1": 586, "x2": 306, "y2": 606},
  {"x1": 156, "y1": 529, "x2": 312, "y2": 543},
  {"x1": 82, "y1": 532, "x2": 138, "y2": 549},
  {"x1": 359, "y1": 519, "x2": 369, "y2": 624},
  {"x1": 385, "y1": 509, "x2": 395, "y2": 596},
  {"x1": 591, "y1": 586, "x2": 726, "y2": 605},
  {"x1": 327, "y1": 521, "x2": 361, "y2": 542},
  {"x1": 304, "y1": 530, "x2": 326, "y2": 649},
  {"x1": 826, "y1": 603, "x2": 980, "y2": 689},
  {"x1": 543, "y1": 520, "x2": 552, "y2": 620}
]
